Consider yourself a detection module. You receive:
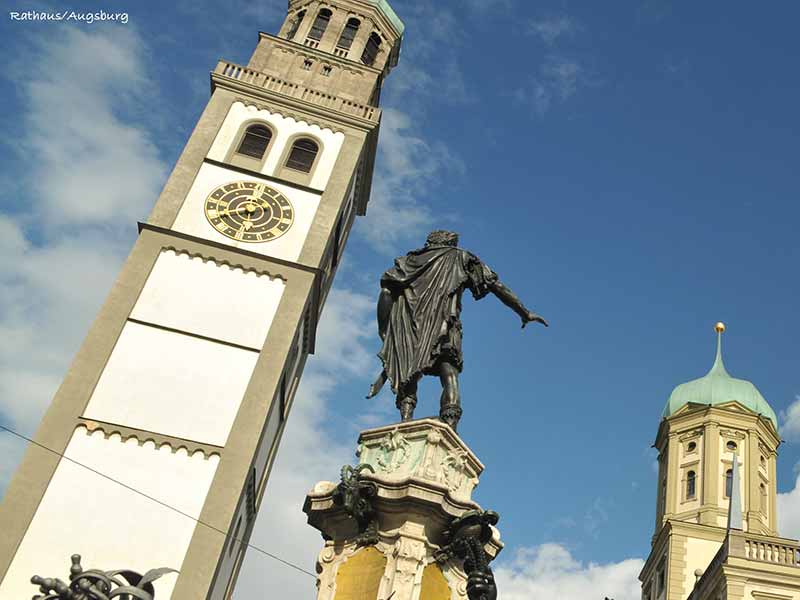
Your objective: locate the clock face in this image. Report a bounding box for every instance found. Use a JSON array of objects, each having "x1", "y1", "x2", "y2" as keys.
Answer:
[{"x1": 204, "y1": 181, "x2": 294, "y2": 243}]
